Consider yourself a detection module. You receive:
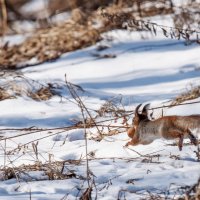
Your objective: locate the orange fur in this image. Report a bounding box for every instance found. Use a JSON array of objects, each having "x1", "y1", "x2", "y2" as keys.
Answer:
[{"x1": 127, "y1": 126, "x2": 135, "y2": 138}]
